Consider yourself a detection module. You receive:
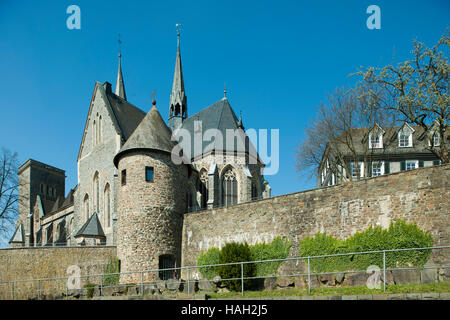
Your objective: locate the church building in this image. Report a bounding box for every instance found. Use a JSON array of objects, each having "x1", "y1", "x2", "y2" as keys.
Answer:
[{"x1": 10, "y1": 30, "x2": 271, "y2": 256}]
